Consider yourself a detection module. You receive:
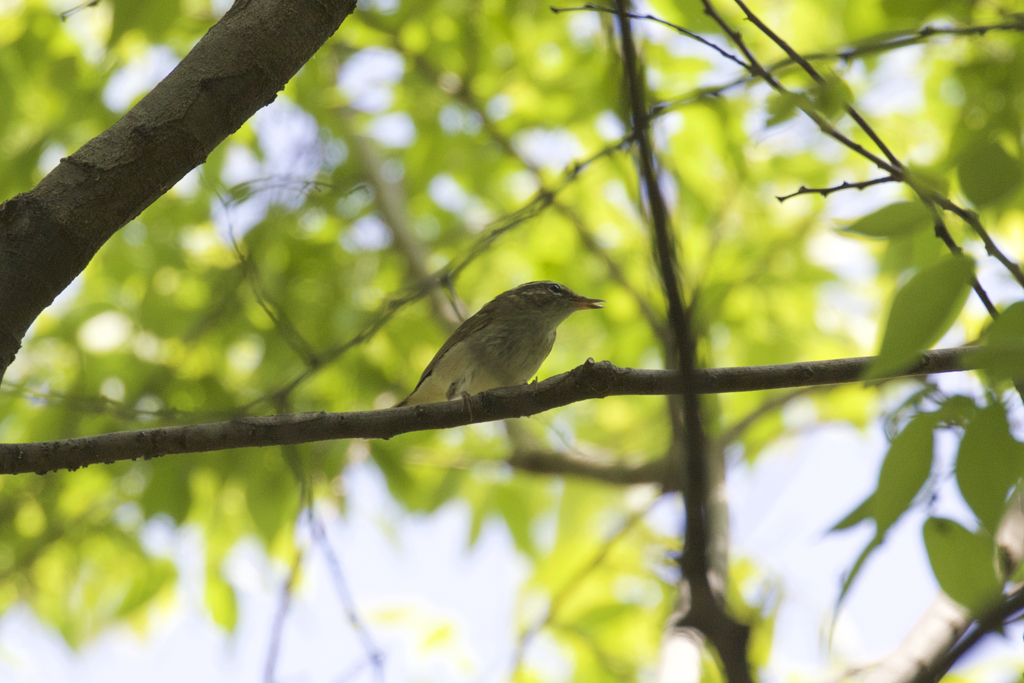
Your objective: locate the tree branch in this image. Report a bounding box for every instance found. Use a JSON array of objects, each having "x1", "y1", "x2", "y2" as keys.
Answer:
[
  {"x1": 508, "y1": 449, "x2": 680, "y2": 489},
  {"x1": 615, "y1": 2, "x2": 751, "y2": 678},
  {"x1": 0, "y1": 0, "x2": 359, "y2": 382},
  {"x1": 775, "y1": 176, "x2": 896, "y2": 202},
  {"x1": 865, "y1": 491, "x2": 1024, "y2": 683},
  {"x1": 0, "y1": 347, "x2": 979, "y2": 475}
]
